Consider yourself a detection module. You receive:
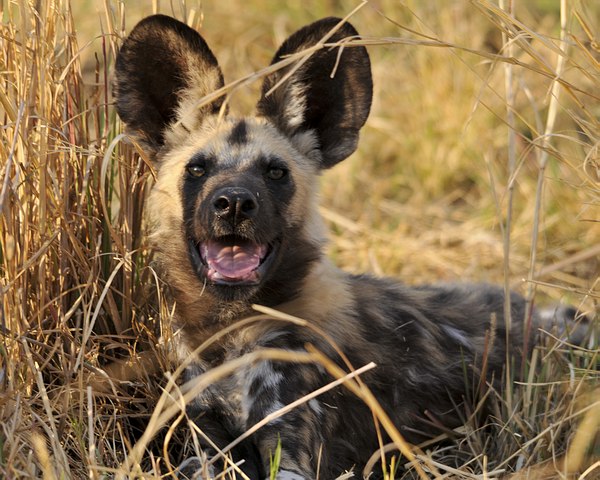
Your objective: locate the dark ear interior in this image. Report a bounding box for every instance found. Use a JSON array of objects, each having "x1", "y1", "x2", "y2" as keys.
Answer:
[
  {"x1": 114, "y1": 15, "x2": 224, "y2": 151},
  {"x1": 257, "y1": 17, "x2": 373, "y2": 168}
]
